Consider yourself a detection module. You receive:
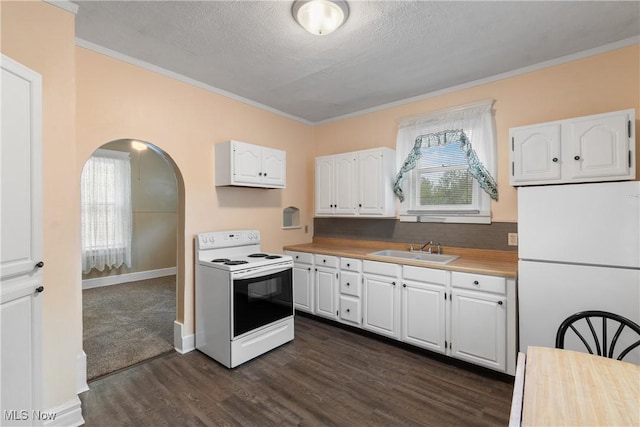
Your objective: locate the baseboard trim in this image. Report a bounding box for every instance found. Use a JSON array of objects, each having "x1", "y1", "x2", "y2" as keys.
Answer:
[
  {"x1": 173, "y1": 320, "x2": 195, "y2": 354},
  {"x1": 76, "y1": 351, "x2": 89, "y2": 394},
  {"x1": 42, "y1": 396, "x2": 84, "y2": 427},
  {"x1": 82, "y1": 267, "x2": 176, "y2": 290}
]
